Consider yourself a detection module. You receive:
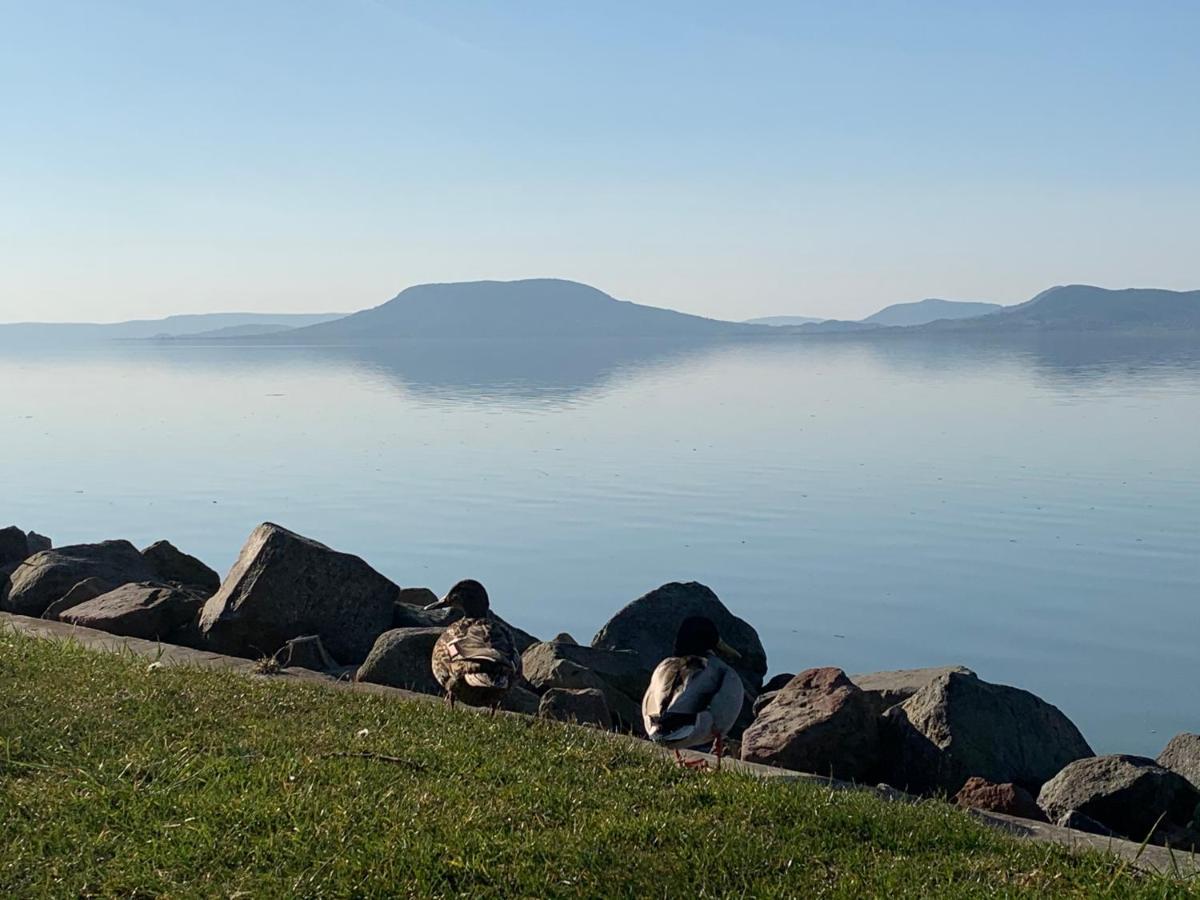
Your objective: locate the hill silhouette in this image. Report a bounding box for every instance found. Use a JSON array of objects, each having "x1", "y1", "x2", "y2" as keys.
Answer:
[
  {"x1": 923, "y1": 285, "x2": 1200, "y2": 332},
  {"x1": 864, "y1": 298, "x2": 1001, "y2": 326},
  {"x1": 274, "y1": 279, "x2": 750, "y2": 341}
]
